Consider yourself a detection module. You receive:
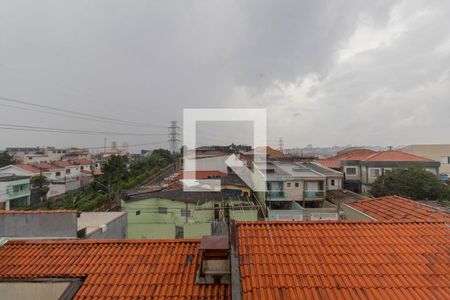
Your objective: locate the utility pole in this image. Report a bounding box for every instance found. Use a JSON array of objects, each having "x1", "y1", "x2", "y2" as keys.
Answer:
[
  {"x1": 278, "y1": 137, "x2": 284, "y2": 153},
  {"x1": 104, "y1": 137, "x2": 107, "y2": 154}
]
